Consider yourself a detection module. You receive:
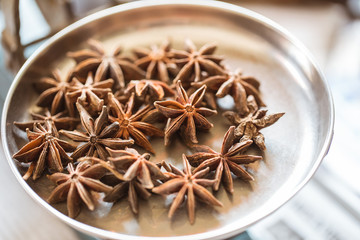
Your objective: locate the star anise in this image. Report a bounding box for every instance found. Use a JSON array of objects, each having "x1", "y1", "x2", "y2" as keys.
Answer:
[
  {"x1": 67, "y1": 72, "x2": 113, "y2": 116},
  {"x1": 125, "y1": 79, "x2": 174, "y2": 102},
  {"x1": 35, "y1": 69, "x2": 73, "y2": 115},
  {"x1": 59, "y1": 102, "x2": 133, "y2": 160},
  {"x1": 210, "y1": 69, "x2": 265, "y2": 115},
  {"x1": 107, "y1": 92, "x2": 164, "y2": 154},
  {"x1": 12, "y1": 121, "x2": 77, "y2": 180},
  {"x1": 154, "y1": 80, "x2": 217, "y2": 146},
  {"x1": 172, "y1": 39, "x2": 226, "y2": 85},
  {"x1": 68, "y1": 39, "x2": 145, "y2": 87},
  {"x1": 106, "y1": 147, "x2": 166, "y2": 188},
  {"x1": 223, "y1": 95, "x2": 285, "y2": 150},
  {"x1": 47, "y1": 161, "x2": 112, "y2": 218},
  {"x1": 152, "y1": 154, "x2": 223, "y2": 224},
  {"x1": 14, "y1": 109, "x2": 79, "y2": 135},
  {"x1": 133, "y1": 40, "x2": 177, "y2": 82},
  {"x1": 187, "y1": 126, "x2": 262, "y2": 193},
  {"x1": 186, "y1": 86, "x2": 218, "y2": 109}
]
